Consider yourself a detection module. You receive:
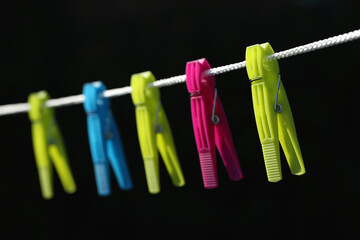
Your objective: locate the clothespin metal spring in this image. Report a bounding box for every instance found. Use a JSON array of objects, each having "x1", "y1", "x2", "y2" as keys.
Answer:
[
  {"x1": 274, "y1": 74, "x2": 282, "y2": 113},
  {"x1": 211, "y1": 88, "x2": 220, "y2": 125}
]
